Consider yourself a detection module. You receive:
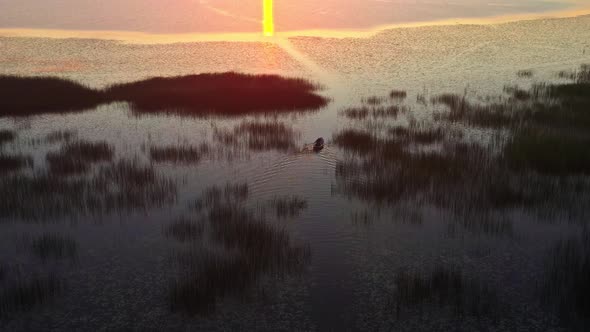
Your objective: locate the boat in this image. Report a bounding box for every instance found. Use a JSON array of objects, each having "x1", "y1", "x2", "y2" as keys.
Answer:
[{"x1": 313, "y1": 137, "x2": 324, "y2": 151}]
